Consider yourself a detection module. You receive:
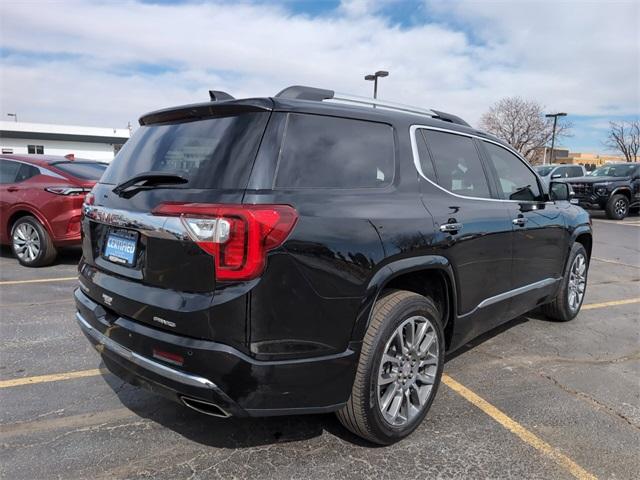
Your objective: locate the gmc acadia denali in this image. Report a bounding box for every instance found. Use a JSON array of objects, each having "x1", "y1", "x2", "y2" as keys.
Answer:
[{"x1": 76, "y1": 86, "x2": 592, "y2": 444}]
